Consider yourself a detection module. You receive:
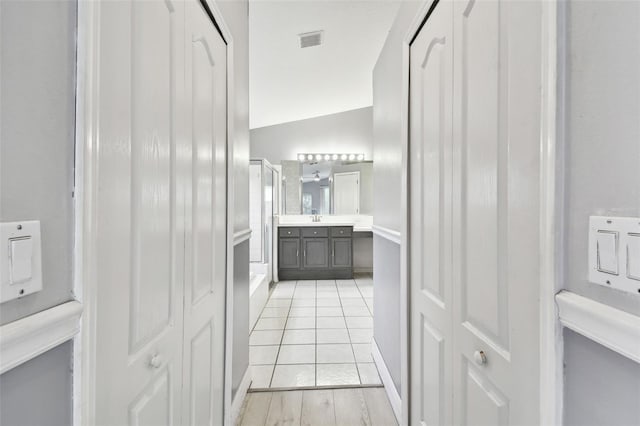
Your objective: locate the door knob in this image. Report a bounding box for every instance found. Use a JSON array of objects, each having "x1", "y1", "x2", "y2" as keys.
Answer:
[
  {"x1": 474, "y1": 350, "x2": 487, "y2": 366},
  {"x1": 149, "y1": 353, "x2": 162, "y2": 369}
]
